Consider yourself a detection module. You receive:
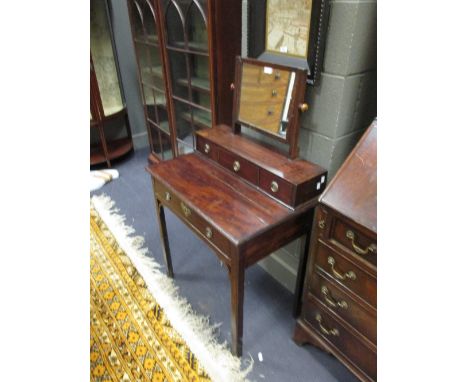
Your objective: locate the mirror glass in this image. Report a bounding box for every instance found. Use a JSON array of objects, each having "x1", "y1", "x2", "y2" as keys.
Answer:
[{"x1": 238, "y1": 62, "x2": 295, "y2": 138}]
